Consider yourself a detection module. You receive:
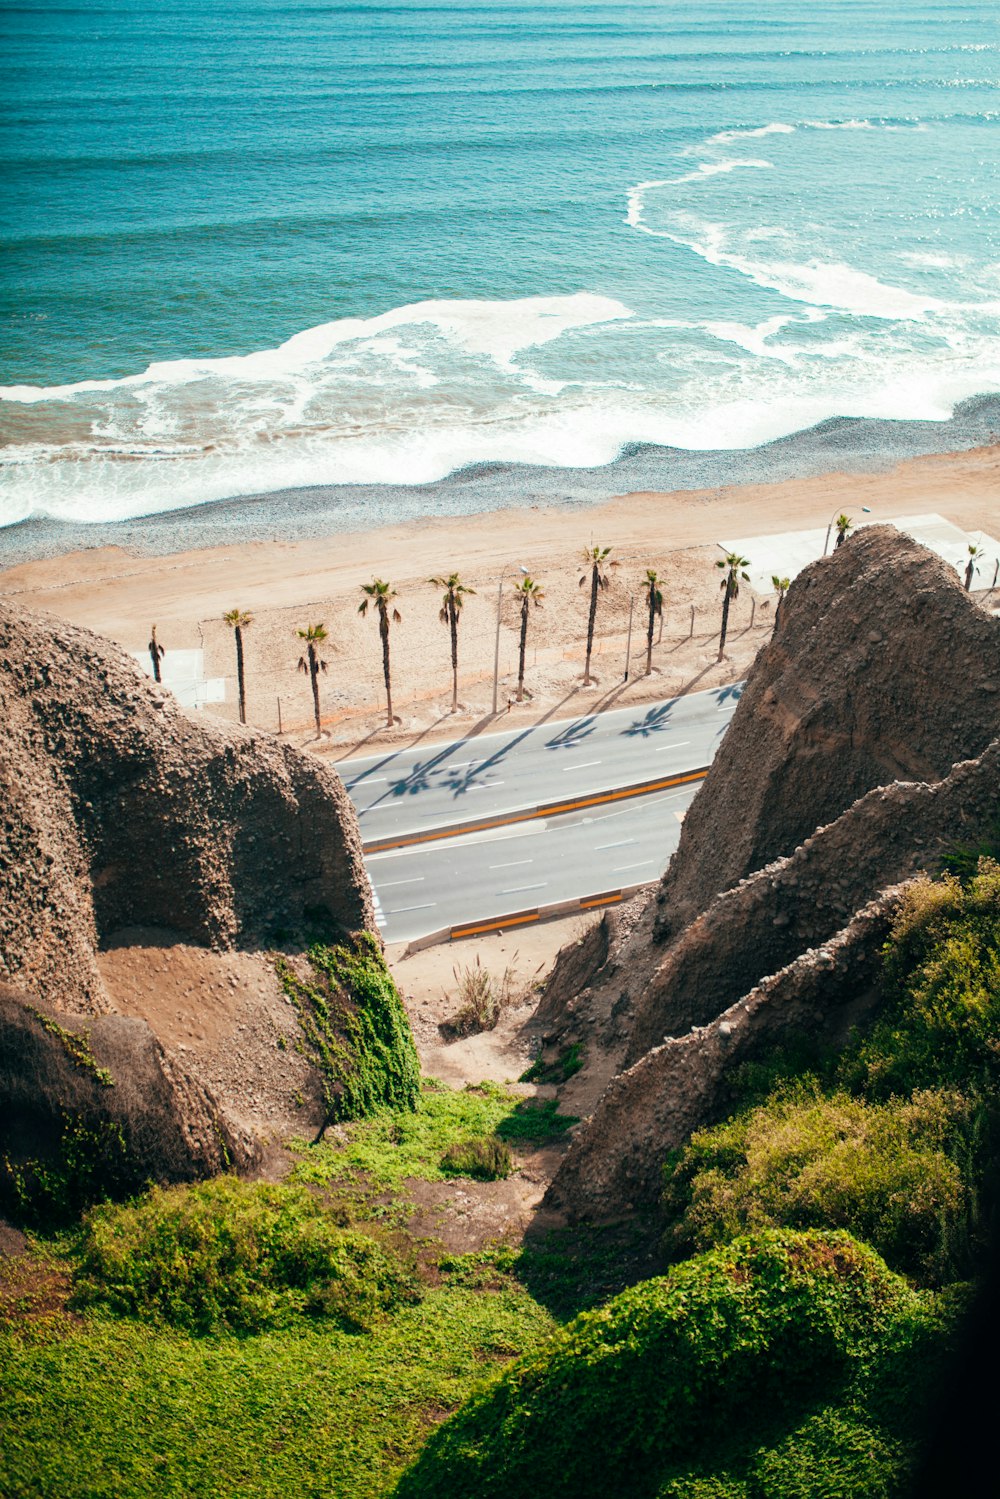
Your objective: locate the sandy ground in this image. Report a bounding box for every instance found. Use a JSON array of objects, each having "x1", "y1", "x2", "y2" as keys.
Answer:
[
  {"x1": 386, "y1": 917, "x2": 585, "y2": 1086},
  {"x1": 2, "y1": 445, "x2": 997, "y2": 757}
]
